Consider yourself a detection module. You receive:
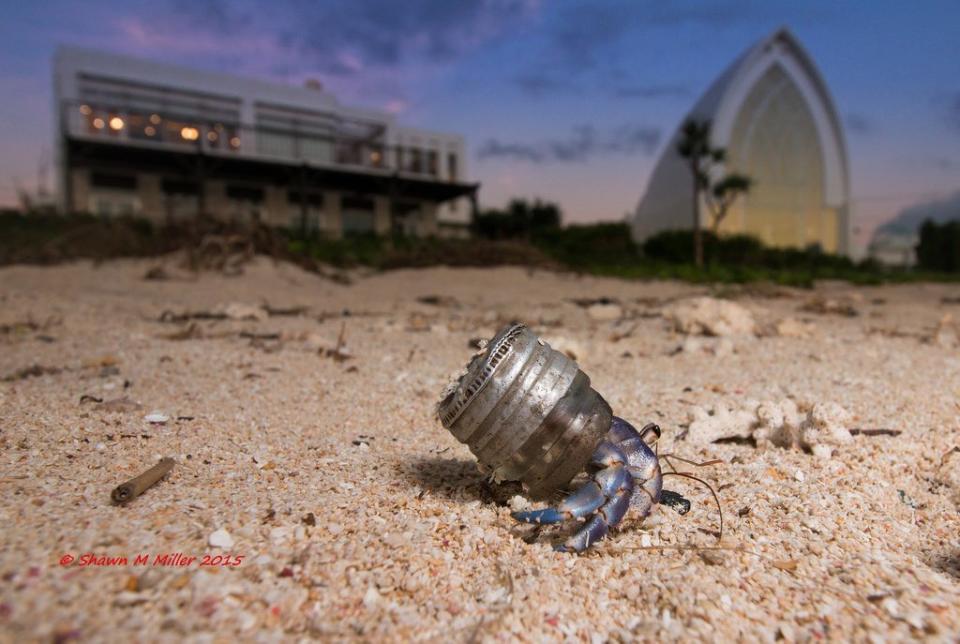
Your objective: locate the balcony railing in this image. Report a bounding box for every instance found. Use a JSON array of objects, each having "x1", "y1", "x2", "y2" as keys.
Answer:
[{"x1": 61, "y1": 101, "x2": 454, "y2": 181}]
